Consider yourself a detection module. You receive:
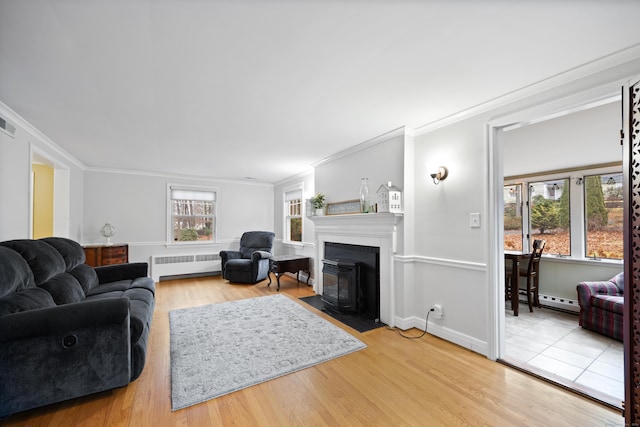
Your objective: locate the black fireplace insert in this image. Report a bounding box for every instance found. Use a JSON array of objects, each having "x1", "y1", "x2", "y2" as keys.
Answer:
[
  {"x1": 321, "y1": 259, "x2": 361, "y2": 313},
  {"x1": 323, "y1": 242, "x2": 380, "y2": 320}
]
